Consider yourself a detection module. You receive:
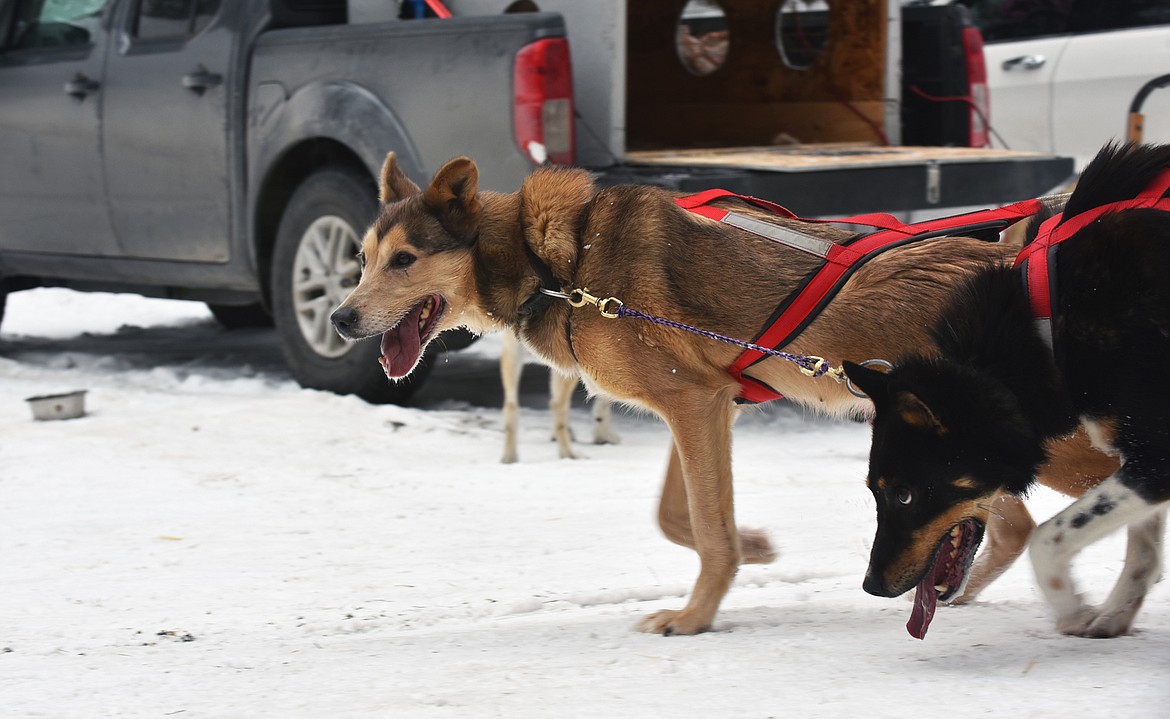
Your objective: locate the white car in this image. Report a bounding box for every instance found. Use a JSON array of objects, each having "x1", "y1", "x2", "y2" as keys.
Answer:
[{"x1": 962, "y1": 0, "x2": 1170, "y2": 171}]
